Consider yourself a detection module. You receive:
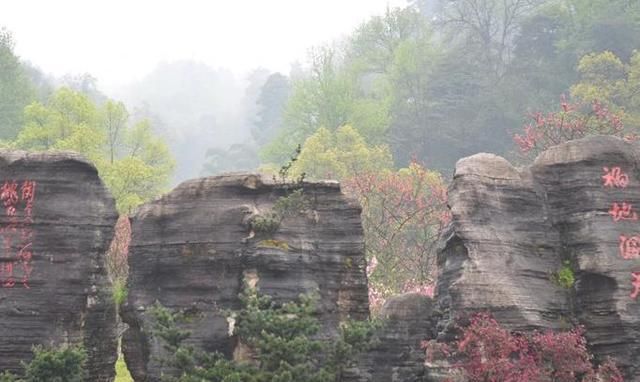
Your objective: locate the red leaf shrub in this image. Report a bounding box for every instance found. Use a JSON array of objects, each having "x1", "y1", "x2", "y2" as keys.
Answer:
[{"x1": 424, "y1": 313, "x2": 624, "y2": 382}]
